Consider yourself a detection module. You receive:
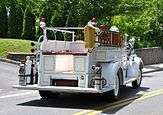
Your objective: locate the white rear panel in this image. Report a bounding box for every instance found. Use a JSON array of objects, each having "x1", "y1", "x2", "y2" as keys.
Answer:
[
  {"x1": 74, "y1": 57, "x2": 86, "y2": 72},
  {"x1": 44, "y1": 56, "x2": 55, "y2": 71},
  {"x1": 55, "y1": 55, "x2": 74, "y2": 72}
]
